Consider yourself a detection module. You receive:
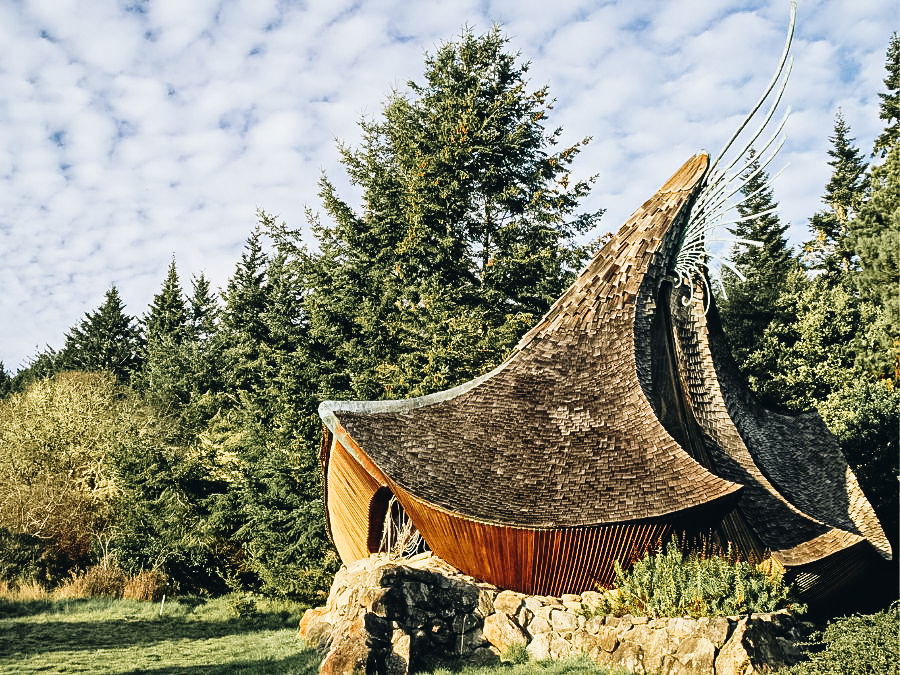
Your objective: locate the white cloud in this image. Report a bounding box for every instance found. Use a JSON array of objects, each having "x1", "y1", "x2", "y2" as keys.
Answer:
[{"x1": 0, "y1": 0, "x2": 895, "y2": 369}]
